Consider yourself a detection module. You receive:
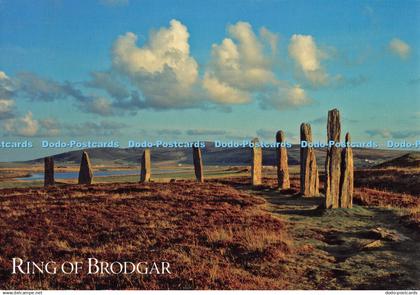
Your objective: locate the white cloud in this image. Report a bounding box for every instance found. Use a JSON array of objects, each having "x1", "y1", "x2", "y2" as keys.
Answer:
[
  {"x1": 288, "y1": 34, "x2": 329, "y2": 85},
  {"x1": 389, "y1": 38, "x2": 411, "y2": 59},
  {"x1": 0, "y1": 99, "x2": 14, "y2": 114},
  {"x1": 39, "y1": 118, "x2": 60, "y2": 136},
  {"x1": 0, "y1": 70, "x2": 16, "y2": 100},
  {"x1": 85, "y1": 97, "x2": 115, "y2": 116},
  {"x1": 283, "y1": 85, "x2": 313, "y2": 107},
  {"x1": 0, "y1": 71, "x2": 16, "y2": 120},
  {"x1": 85, "y1": 71, "x2": 129, "y2": 100},
  {"x1": 203, "y1": 22, "x2": 315, "y2": 110},
  {"x1": 112, "y1": 19, "x2": 200, "y2": 109},
  {"x1": 2, "y1": 23, "x2": 322, "y2": 116},
  {"x1": 16, "y1": 112, "x2": 39, "y2": 136},
  {"x1": 227, "y1": 22, "x2": 266, "y2": 68},
  {"x1": 203, "y1": 21, "x2": 277, "y2": 104},
  {"x1": 2, "y1": 113, "x2": 127, "y2": 137},
  {"x1": 259, "y1": 84, "x2": 313, "y2": 110},
  {"x1": 0, "y1": 71, "x2": 8, "y2": 80},
  {"x1": 4, "y1": 112, "x2": 39, "y2": 136},
  {"x1": 260, "y1": 27, "x2": 279, "y2": 55},
  {"x1": 203, "y1": 73, "x2": 251, "y2": 104},
  {"x1": 14, "y1": 72, "x2": 88, "y2": 102}
]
